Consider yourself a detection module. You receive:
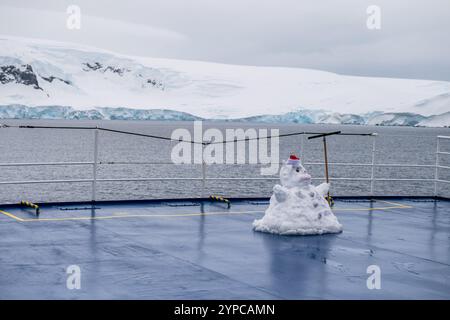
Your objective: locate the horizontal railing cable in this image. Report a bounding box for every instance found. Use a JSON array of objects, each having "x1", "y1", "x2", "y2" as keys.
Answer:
[
  {"x1": 0, "y1": 124, "x2": 204, "y2": 145},
  {"x1": 0, "y1": 124, "x2": 375, "y2": 145}
]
